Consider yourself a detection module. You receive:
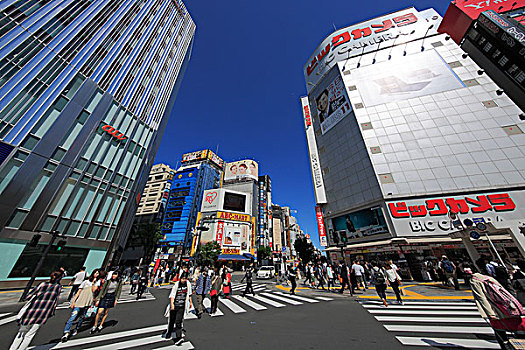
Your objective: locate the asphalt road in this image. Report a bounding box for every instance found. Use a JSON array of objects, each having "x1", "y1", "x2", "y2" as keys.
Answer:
[{"x1": 0, "y1": 278, "x2": 497, "y2": 350}]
